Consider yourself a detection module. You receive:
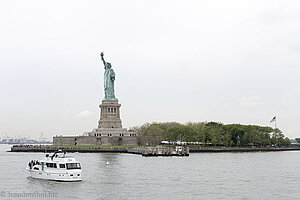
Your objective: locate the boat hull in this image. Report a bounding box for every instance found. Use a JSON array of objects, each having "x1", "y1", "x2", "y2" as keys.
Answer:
[{"x1": 28, "y1": 169, "x2": 82, "y2": 182}]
